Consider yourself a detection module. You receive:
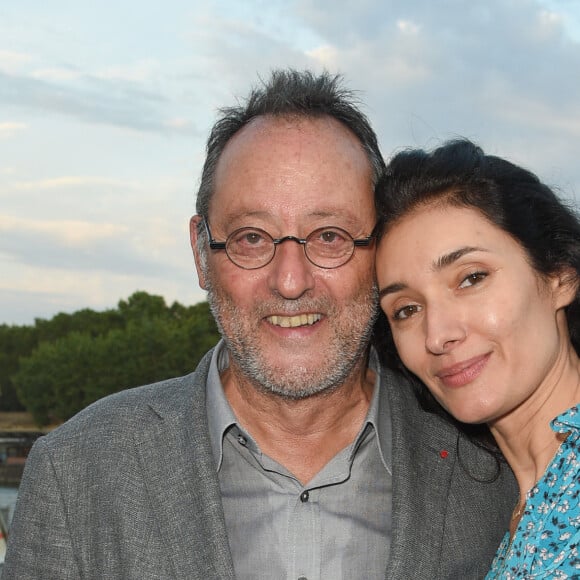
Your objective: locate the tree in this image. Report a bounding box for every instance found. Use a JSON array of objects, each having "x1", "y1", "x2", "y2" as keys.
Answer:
[
  {"x1": 0, "y1": 324, "x2": 36, "y2": 411},
  {"x1": 11, "y1": 294, "x2": 221, "y2": 424}
]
